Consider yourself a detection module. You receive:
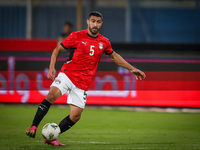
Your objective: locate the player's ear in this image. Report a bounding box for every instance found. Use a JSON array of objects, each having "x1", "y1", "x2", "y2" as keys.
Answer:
[{"x1": 87, "y1": 19, "x2": 89, "y2": 25}]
